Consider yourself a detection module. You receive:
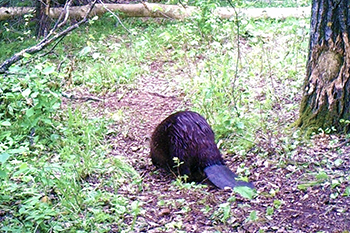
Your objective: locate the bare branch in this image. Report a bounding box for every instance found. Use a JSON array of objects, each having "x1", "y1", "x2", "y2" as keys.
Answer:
[
  {"x1": 0, "y1": 0, "x2": 97, "y2": 74},
  {"x1": 53, "y1": 0, "x2": 73, "y2": 31},
  {"x1": 98, "y1": 0, "x2": 131, "y2": 34}
]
